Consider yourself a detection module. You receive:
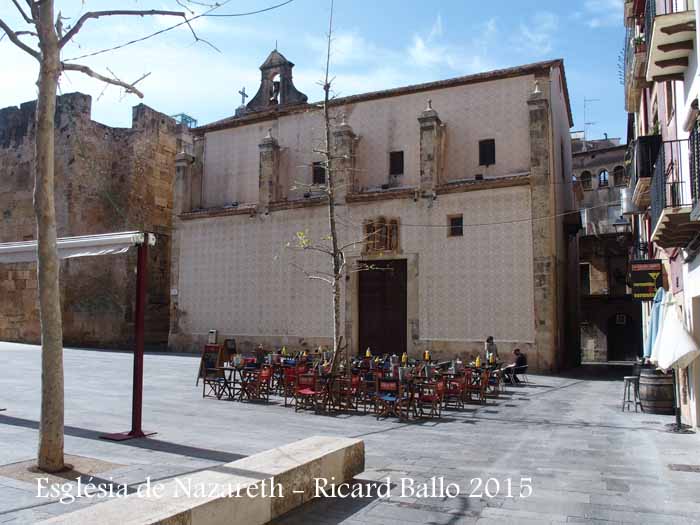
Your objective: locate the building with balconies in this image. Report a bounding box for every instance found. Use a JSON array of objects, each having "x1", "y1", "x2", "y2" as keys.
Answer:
[
  {"x1": 573, "y1": 140, "x2": 642, "y2": 363},
  {"x1": 623, "y1": 0, "x2": 700, "y2": 427}
]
